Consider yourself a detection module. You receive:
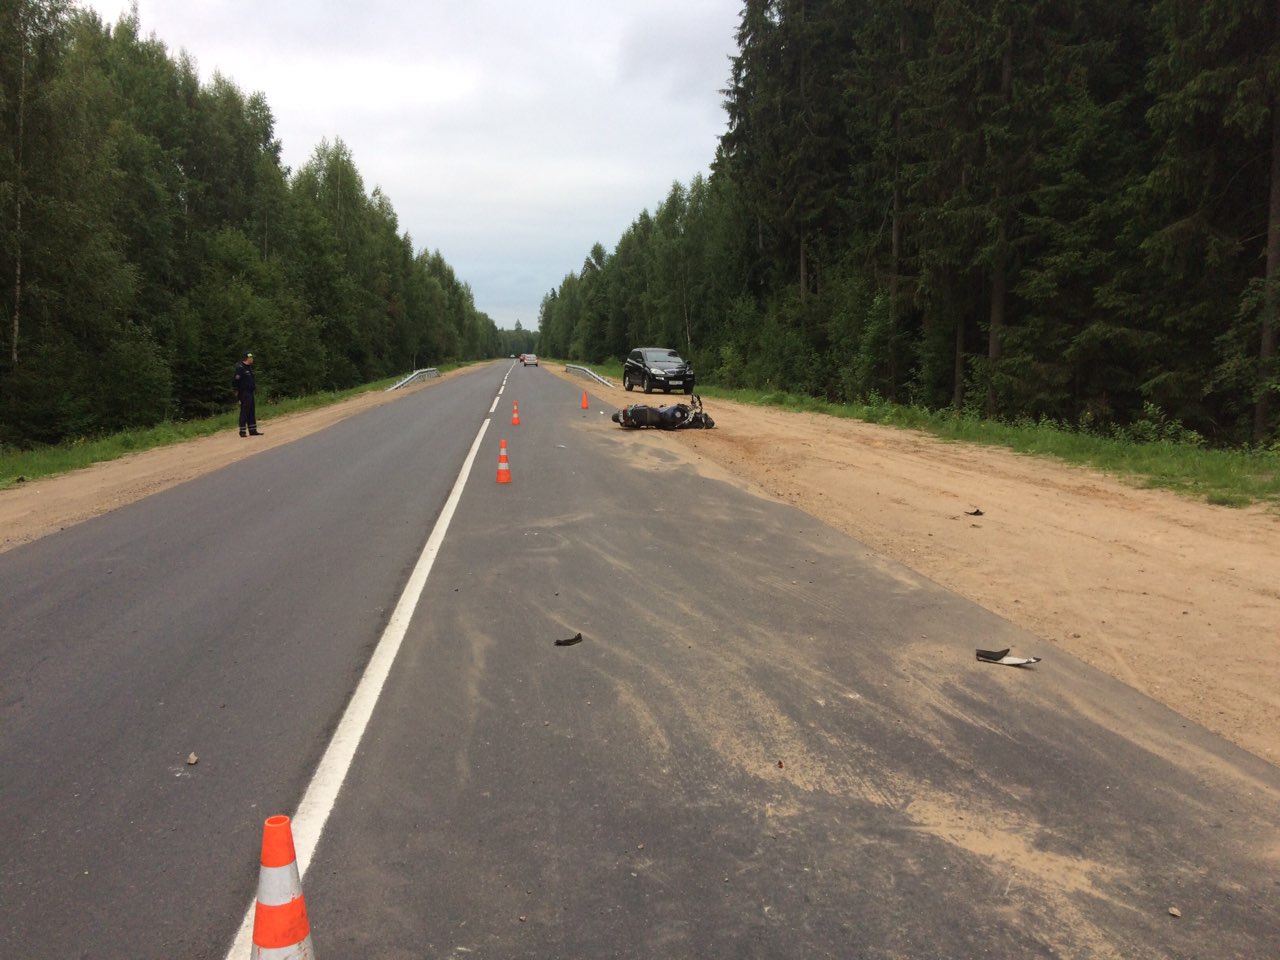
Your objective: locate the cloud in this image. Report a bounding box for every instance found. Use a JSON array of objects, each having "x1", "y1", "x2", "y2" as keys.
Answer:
[{"x1": 81, "y1": 0, "x2": 741, "y2": 329}]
